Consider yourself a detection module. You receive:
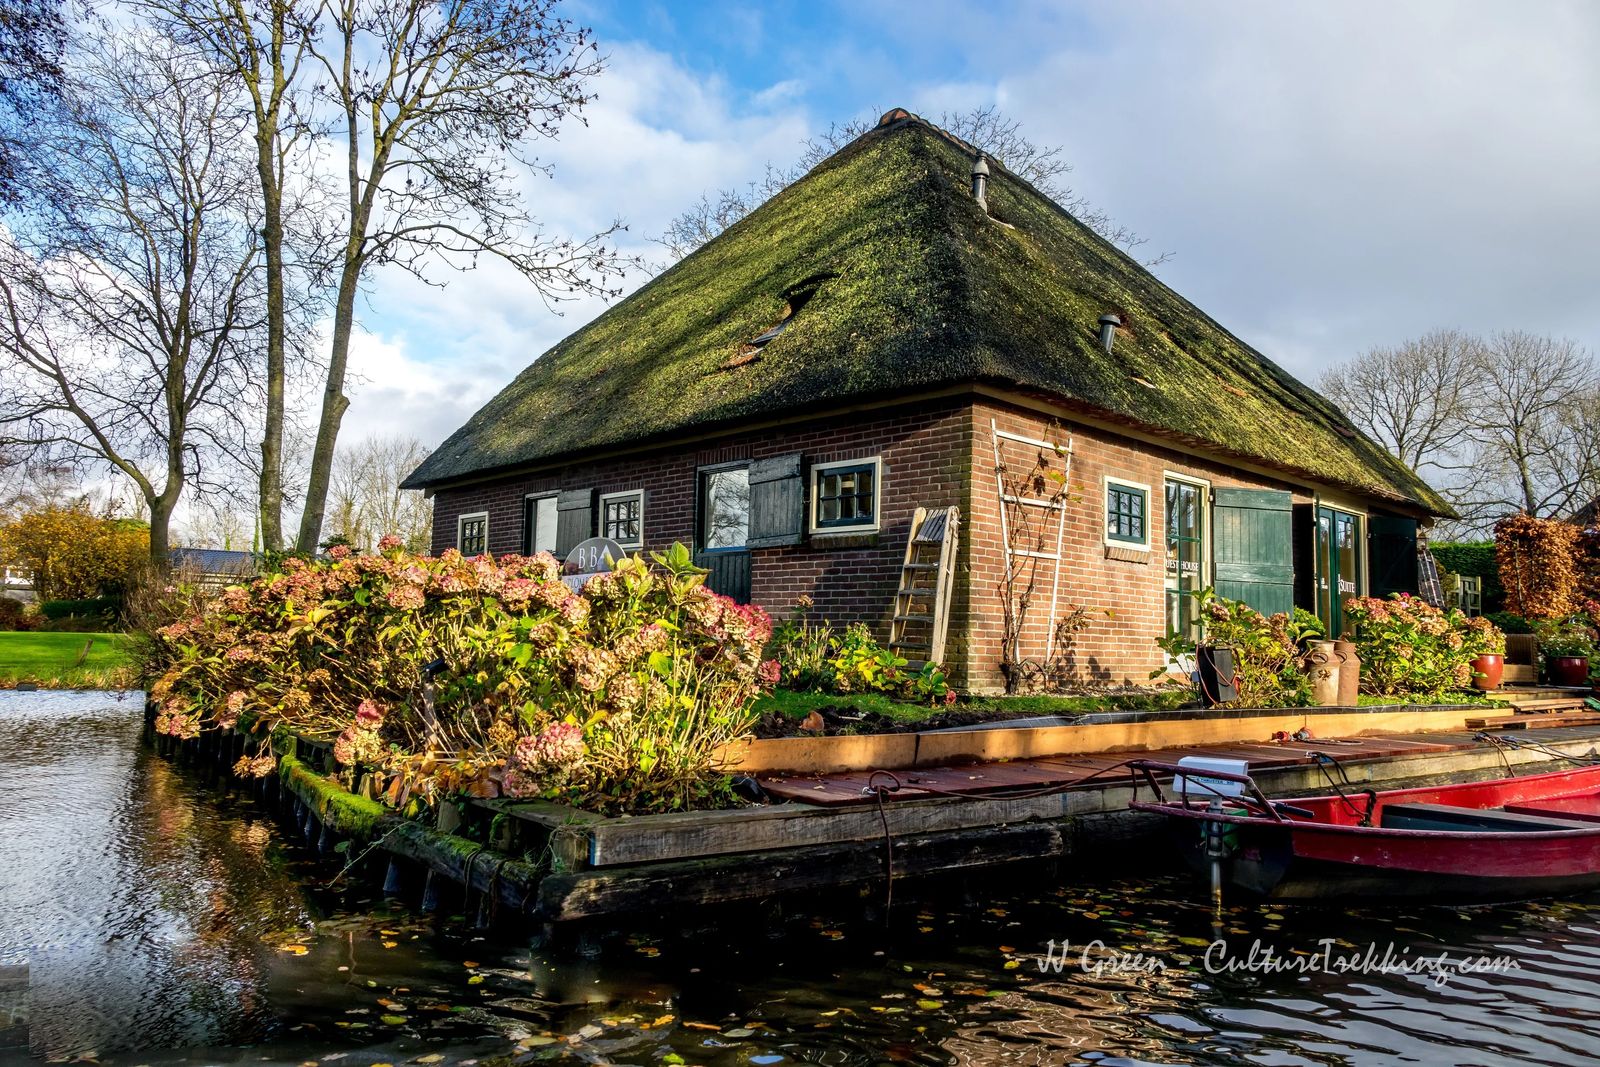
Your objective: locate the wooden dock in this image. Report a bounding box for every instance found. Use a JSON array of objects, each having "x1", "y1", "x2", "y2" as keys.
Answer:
[{"x1": 144, "y1": 701, "x2": 1600, "y2": 926}]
